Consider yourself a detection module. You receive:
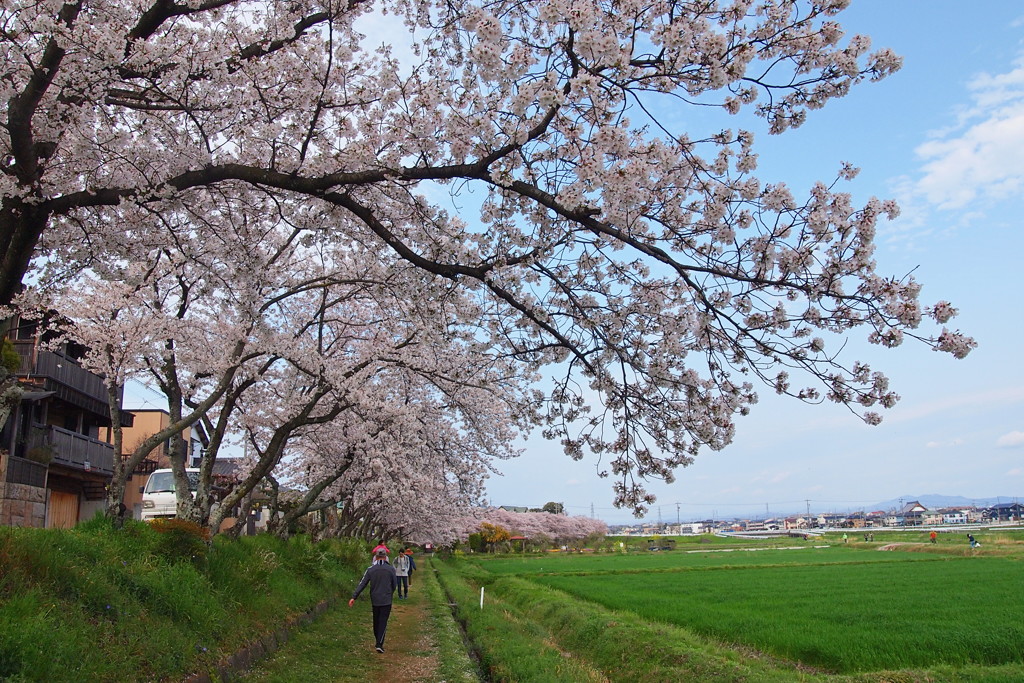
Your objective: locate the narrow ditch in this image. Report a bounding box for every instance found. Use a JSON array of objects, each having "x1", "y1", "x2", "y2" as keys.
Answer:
[{"x1": 431, "y1": 564, "x2": 491, "y2": 683}]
